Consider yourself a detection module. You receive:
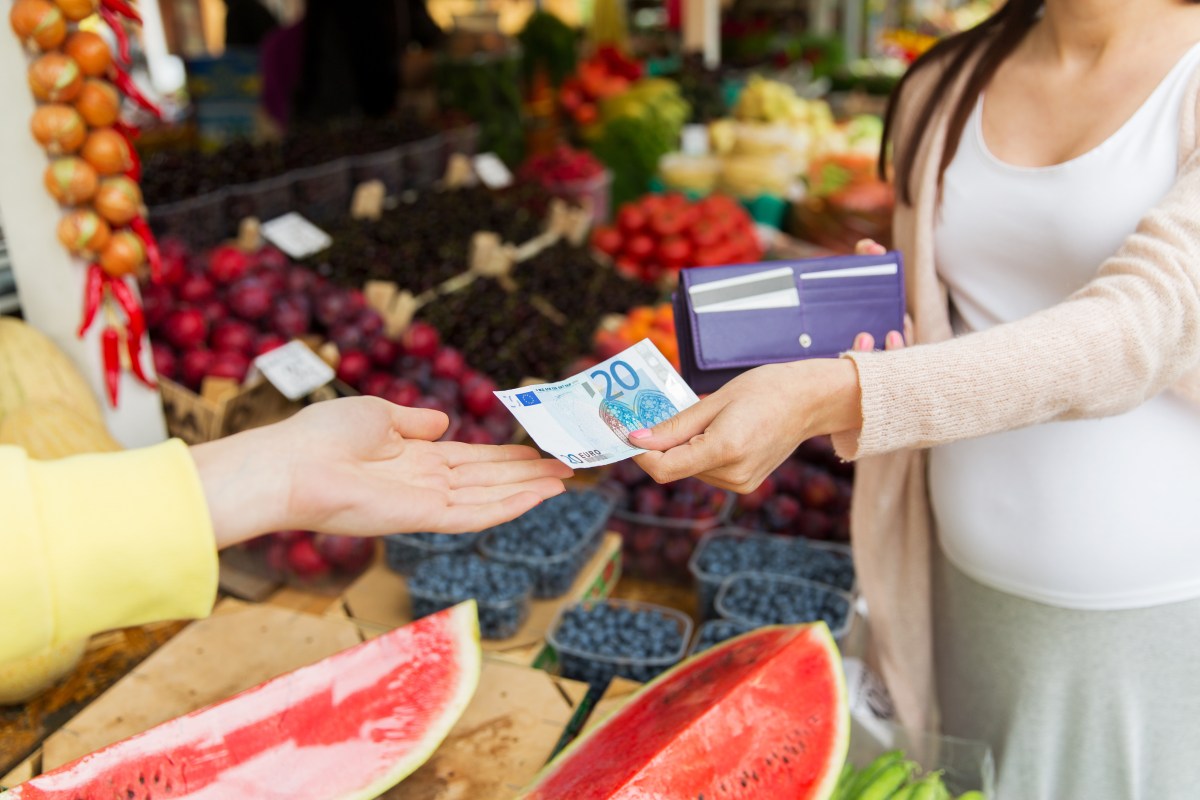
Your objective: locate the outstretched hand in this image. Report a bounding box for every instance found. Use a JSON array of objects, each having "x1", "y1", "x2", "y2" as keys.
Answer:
[{"x1": 193, "y1": 397, "x2": 573, "y2": 548}]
